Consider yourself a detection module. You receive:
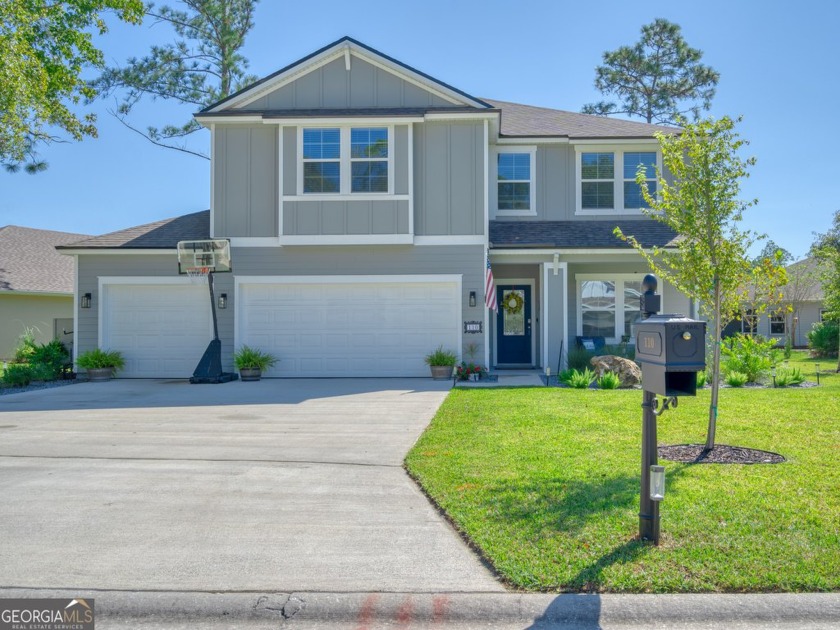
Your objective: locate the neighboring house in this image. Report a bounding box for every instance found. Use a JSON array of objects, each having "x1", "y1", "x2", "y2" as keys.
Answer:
[
  {"x1": 0, "y1": 226, "x2": 90, "y2": 361},
  {"x1": 59, "y1": 37, "x2": 691, "y2": 378},
  {"x1": 729, "y1": 257, "x2": 827, "y2": 347}
]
